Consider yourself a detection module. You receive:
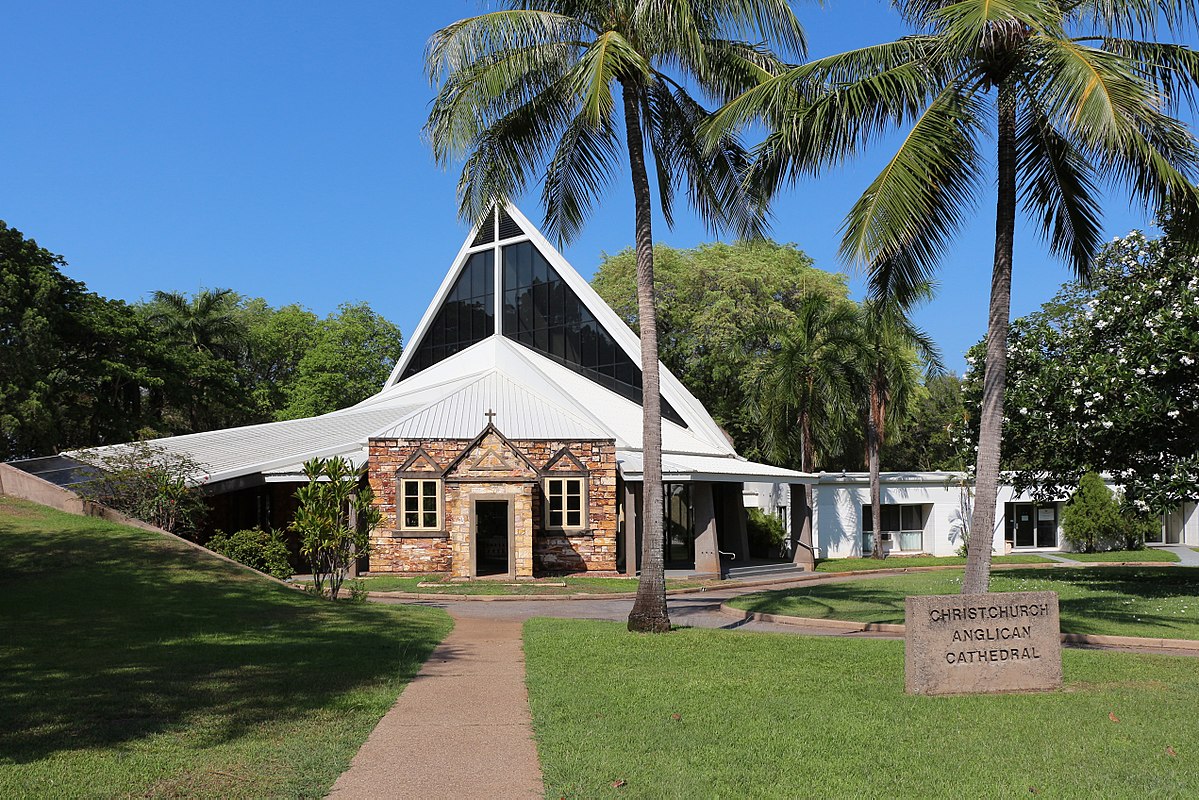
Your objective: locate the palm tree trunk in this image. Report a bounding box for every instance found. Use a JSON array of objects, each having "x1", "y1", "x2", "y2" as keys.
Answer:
[
  {"x1": 623, "y1": 80, "x2": 670, "y2": 633},
  {"x1": 868, "y1": 379, "x2": 884, "y2": 559},
  {"x1": 962, "y1": 79, "x2": 1017, "y2": 595},
  {"x1": 795, "y1": 410, "x2": 815, "y2": 564}
]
